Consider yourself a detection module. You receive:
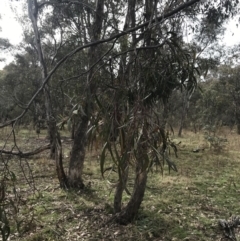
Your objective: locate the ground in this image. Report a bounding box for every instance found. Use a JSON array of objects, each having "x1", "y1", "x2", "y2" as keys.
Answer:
[{"x1": 0, "y1": 126, "x2": 240, "y2": 240}]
